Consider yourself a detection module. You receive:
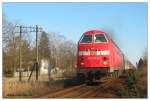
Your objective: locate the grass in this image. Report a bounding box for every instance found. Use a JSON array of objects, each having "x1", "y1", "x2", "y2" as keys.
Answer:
[{"x1": 3, "y1": 76, "x2": 64, "y2": 98}]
